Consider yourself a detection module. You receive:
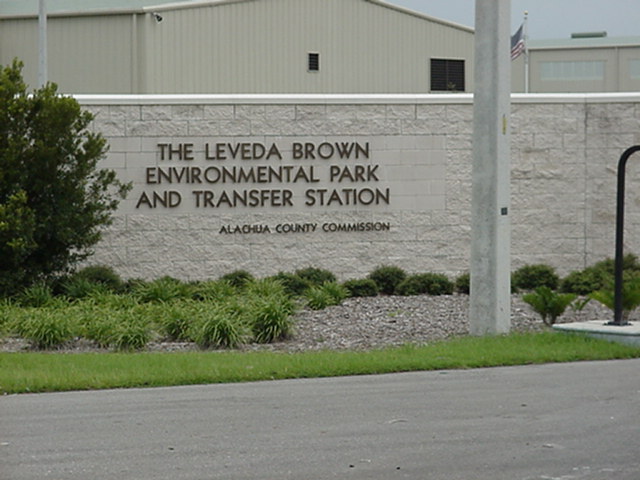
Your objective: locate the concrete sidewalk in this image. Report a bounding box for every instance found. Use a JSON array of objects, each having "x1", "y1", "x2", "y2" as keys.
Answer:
[{"x1": 2, "y1": 359, "x2": 639, "y2": 480}]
